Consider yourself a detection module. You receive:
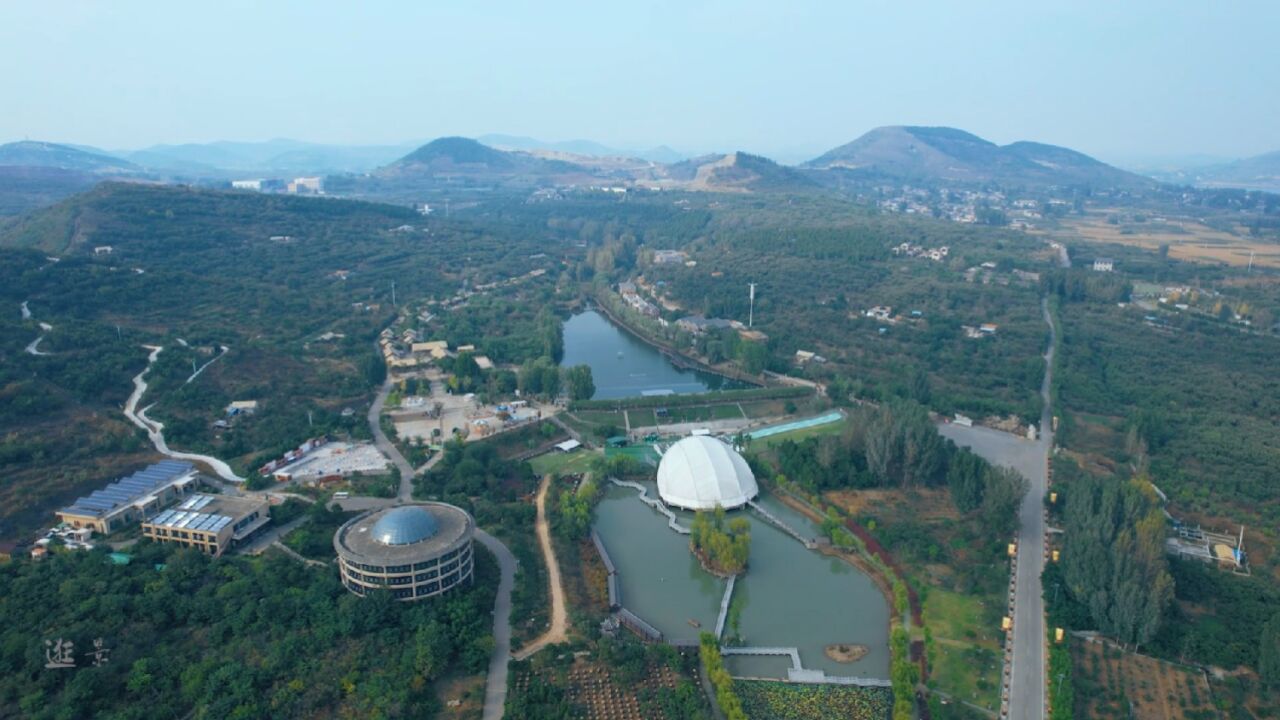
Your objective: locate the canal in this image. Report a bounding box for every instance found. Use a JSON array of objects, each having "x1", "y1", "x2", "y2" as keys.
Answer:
[
  {"x1": 561, "y1": 310, "x2": 743, "y2": 400},
  {"x1": 594, "y1": 481, "x2": 891, "y2": 680}
]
